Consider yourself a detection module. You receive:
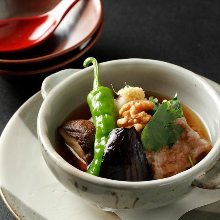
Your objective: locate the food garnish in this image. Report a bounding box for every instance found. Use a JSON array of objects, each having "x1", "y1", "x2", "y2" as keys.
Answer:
[
  {"x1": 116, "y1": 85, "x2": 145, "y2": 108},
  {"x1": 141, "y1": 97, "x2": 184, "y2": 151},
  {"x1": 148, "y1": 96, "x2": 160, "y2": 115},
  {"x1": 117, "y1": 100, "x2": 154, "y2": 132}
]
